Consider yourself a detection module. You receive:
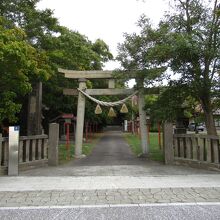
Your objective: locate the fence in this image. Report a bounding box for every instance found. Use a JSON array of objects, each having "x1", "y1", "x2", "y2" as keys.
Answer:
[
  {"x1": 173, "y1": 134, "x2": 220, "y2": 170},
  {"x1": 0, "y1": 123, "x2": 59, "y2": 175},
  {"x1": 0, "y1": 134, "x2": 49, "y2": 175},
  {"x1": 163, "y1": 122, "x2": 220, "y2": 171}
]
